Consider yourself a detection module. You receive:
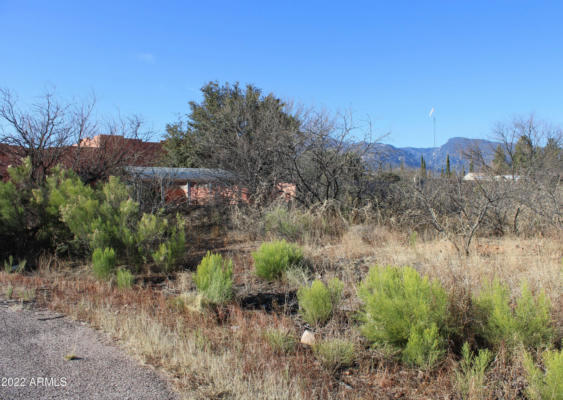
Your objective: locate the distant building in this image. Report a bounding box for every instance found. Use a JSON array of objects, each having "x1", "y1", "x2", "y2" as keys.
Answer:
[{"x1": 462, "y1": 172, "x2": 520, "y2": 182}]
